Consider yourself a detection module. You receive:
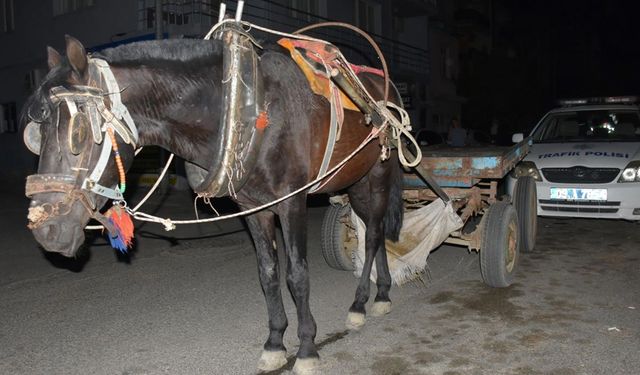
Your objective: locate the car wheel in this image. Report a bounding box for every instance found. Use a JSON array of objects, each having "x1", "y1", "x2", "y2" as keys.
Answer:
[
  {"x1": 513, "y1": 176, "x2": 538, "y2": 252},
  {"x1": 321, "y1": 204, "x2": 356, "y2": 271},
  {"x1": 480, "y1": 202, "x2": 520, "y2": 288}
]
